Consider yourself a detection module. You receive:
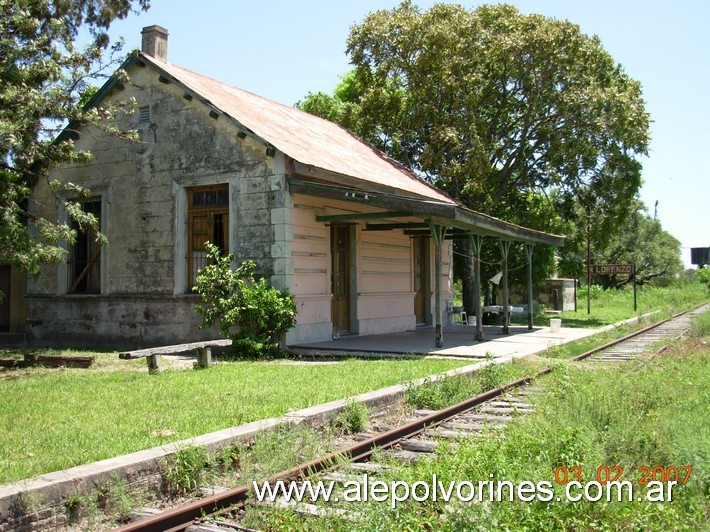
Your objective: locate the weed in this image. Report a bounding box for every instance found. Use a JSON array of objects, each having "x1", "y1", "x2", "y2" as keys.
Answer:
[
  {"x1": 9, "y1": 490, "x2": 39, "y2": 518},
  {"x1": 240, "y1": 425, "x2": 333, "y2": 481},
  {"x1": 404, "y1": 360, "x2": 533, "y2": 410},
  {"x1": 212, "y1": 443, "x2": 241, "y2": 472},
  {"x1": 64, "y1": 493, "x2": 85, "y2": 519},
  {"x1": 405, "y1": 374, "x2": 480, "y2": 410},
  {"x1": 477, "y1": 356, "x2": 507, "y2": 390},
  {"x1": 162, "y1": 445, "x2": 210, "y2": 496},
  {"x1": 332, "y1": 399, "x2": 369, "y2": 434},
  {"x1": 95, "y1": 474, "x2": 147, "y2": 523}
]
